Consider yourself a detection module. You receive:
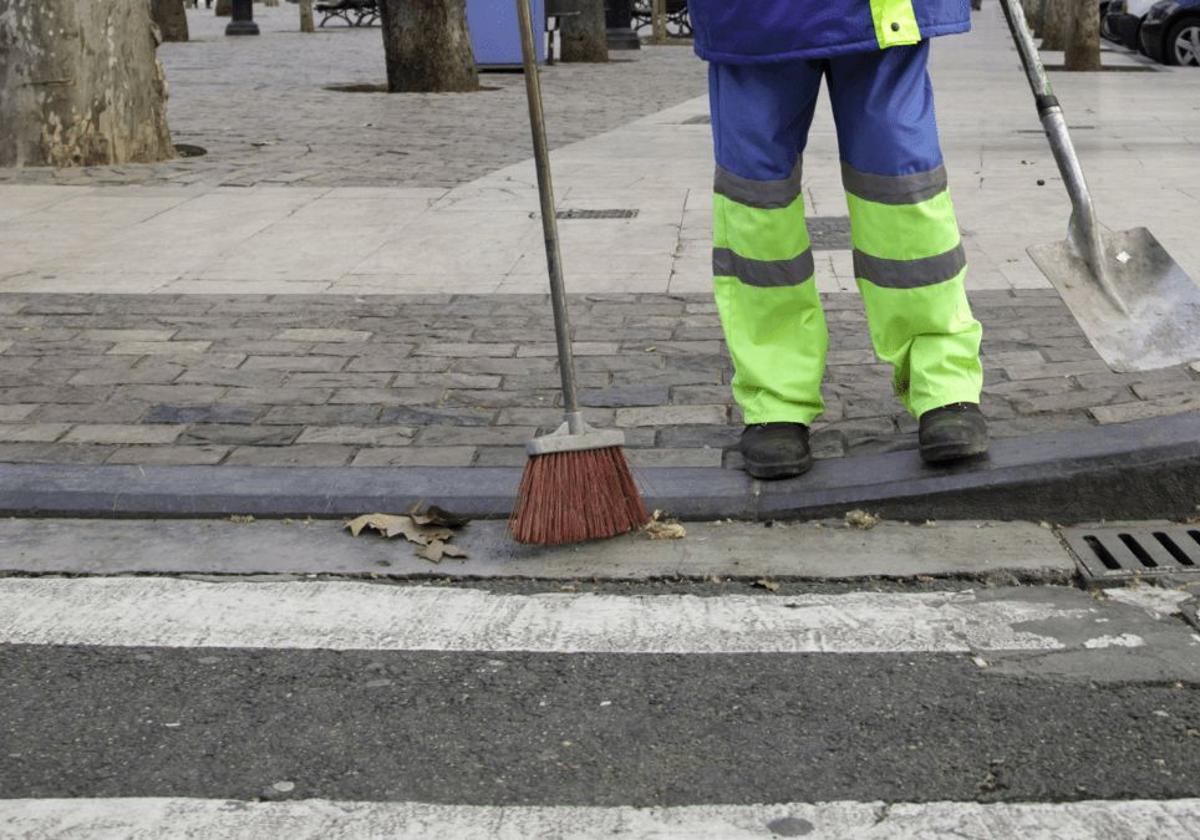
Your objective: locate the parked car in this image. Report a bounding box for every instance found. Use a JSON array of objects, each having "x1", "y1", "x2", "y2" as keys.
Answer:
[
  {"x1": 1101, "y1": 1, "x2": 1116, "y2": 40},
  {"x1": 1140, "y1": 0, "x2": 1200, "y2": 64},
  {"x1": 1104, "y1": 0, "x2": 1160, "y2": 49}
]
